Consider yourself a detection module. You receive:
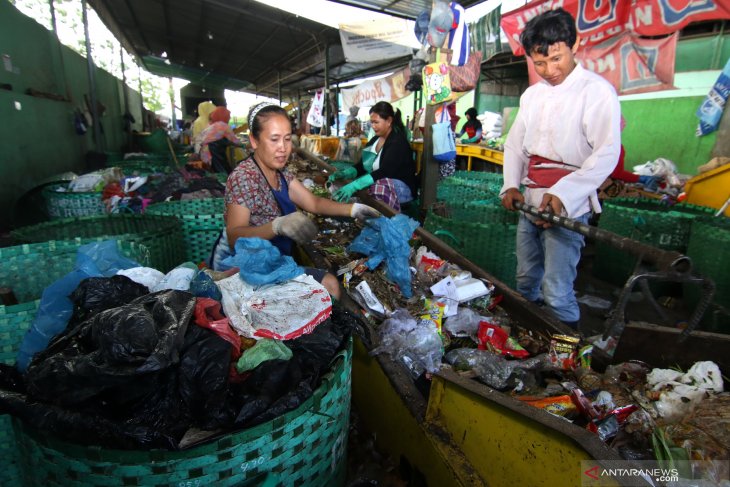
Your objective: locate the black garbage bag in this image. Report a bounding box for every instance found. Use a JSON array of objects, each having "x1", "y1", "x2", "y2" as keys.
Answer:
[
  {"x1": 178, "y1": 323, "x2": 235, "y2": 429},
  {"x1": 26, "y1": 290, "x2": 196, "y2": 407},
  {"x1": 232, "y1": 305, "x2": 356, "y2": 427},
  {"x1": 2, "y1": 290, "x2": 236, "y2": 449},
  {"x1": 69, "y1": 275, "x2": 150, "y2": 325}
]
